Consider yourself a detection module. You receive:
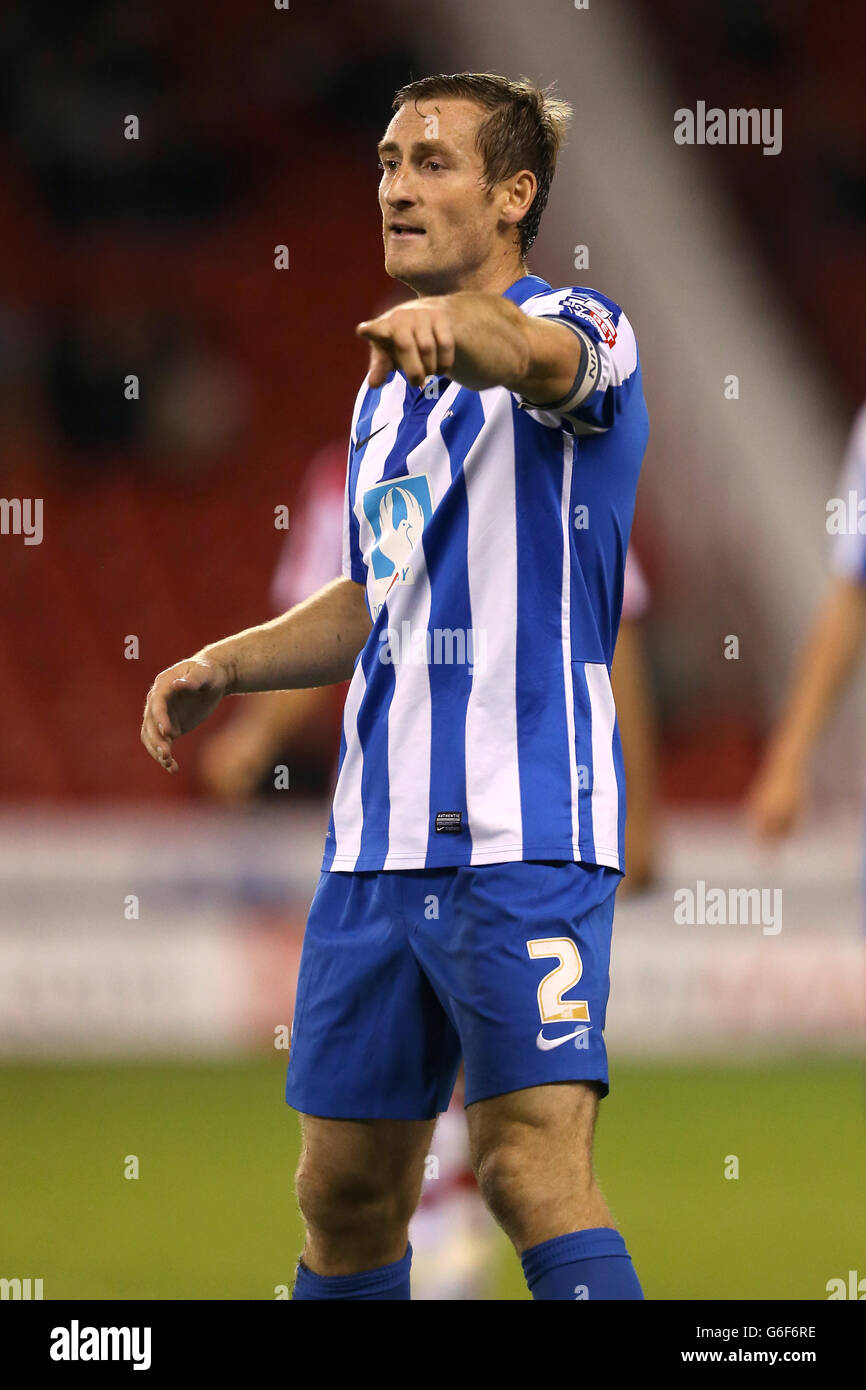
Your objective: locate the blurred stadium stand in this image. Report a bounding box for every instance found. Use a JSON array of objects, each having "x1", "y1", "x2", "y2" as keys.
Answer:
[
  {"x1": 2, "y1": 0, "x2": 862, "y2": 806},
  {"x1": 0, "y1": 0, "x2": 420, "y2": 800},
  {"x1": 637, "y1": 0, "x2": 866, "y2": 406}
]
